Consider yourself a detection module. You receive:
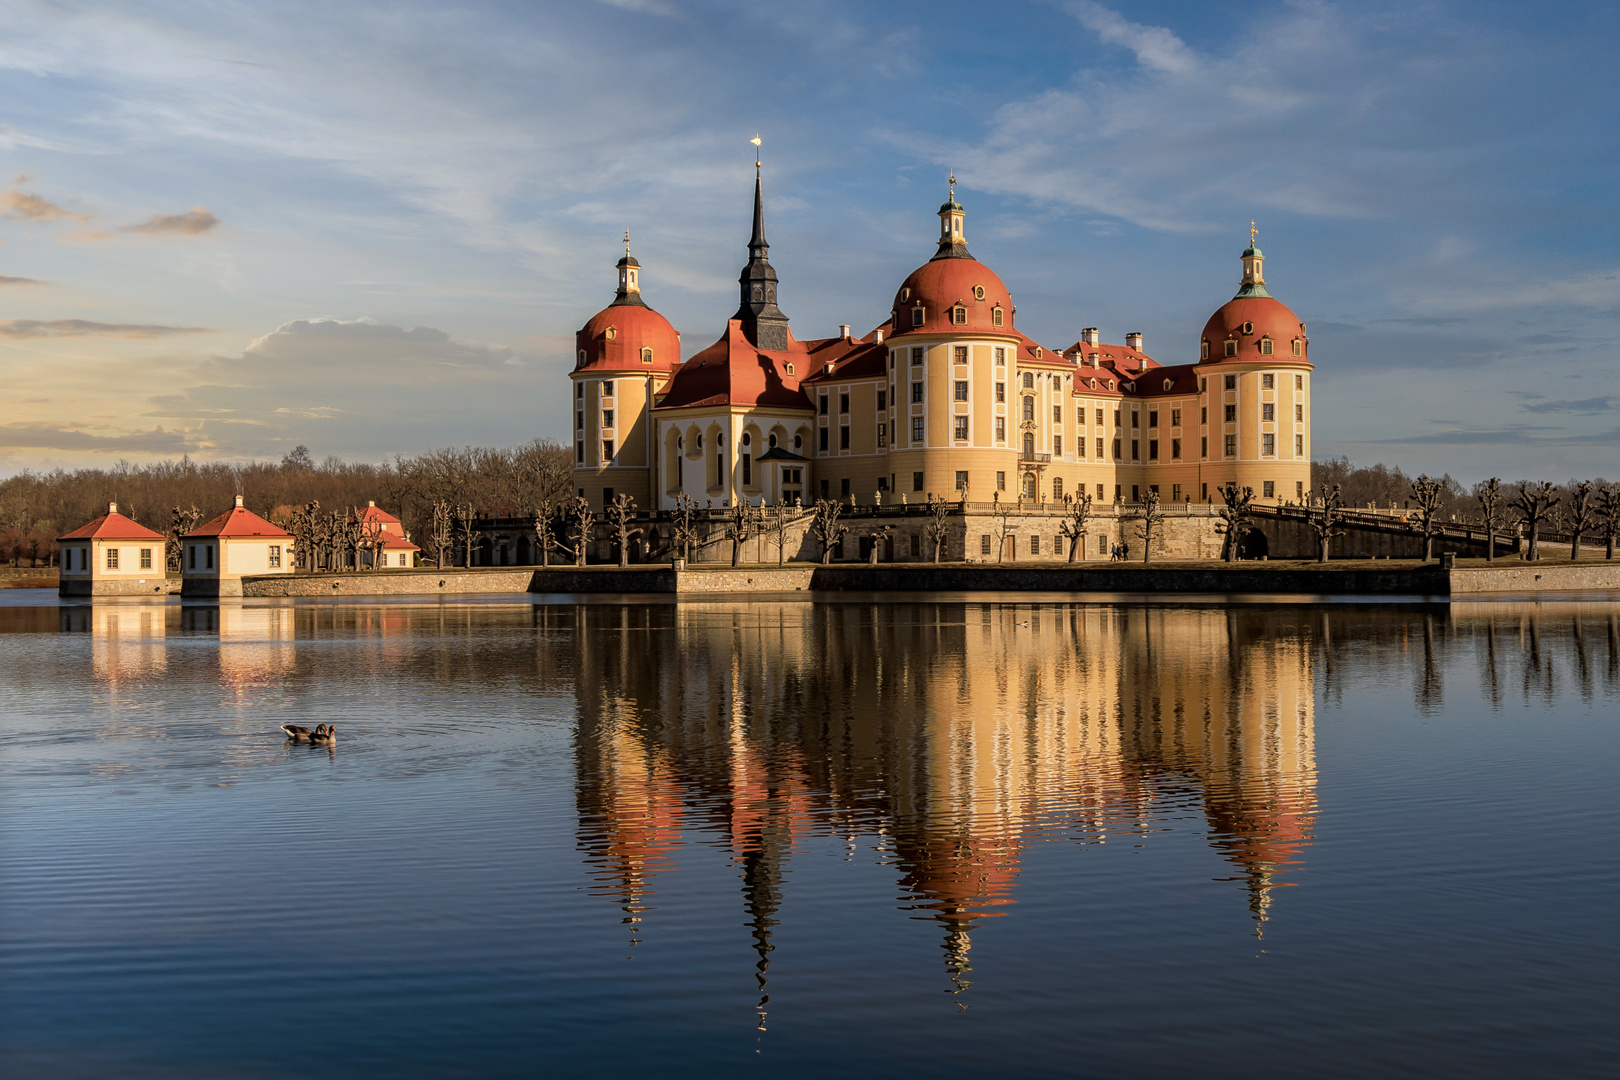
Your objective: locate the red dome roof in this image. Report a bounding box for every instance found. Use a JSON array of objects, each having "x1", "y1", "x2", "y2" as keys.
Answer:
[
  {"x1": 574, "y1": 301, "x2": 681, "y2": 374},
  {"x1": 888, "y1": 257, "x2": 1016, "y2": 339},
  {"x1": 1200, "y1": 295, "x2": 1308, "y2": 364}
]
